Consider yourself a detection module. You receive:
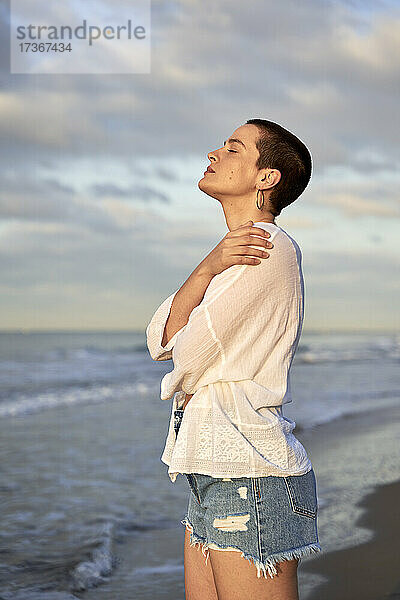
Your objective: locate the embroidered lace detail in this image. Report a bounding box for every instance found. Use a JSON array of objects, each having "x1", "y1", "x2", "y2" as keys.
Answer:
[{"x1": 161, "y1": 386, "x2": 312, "y2": 482}]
